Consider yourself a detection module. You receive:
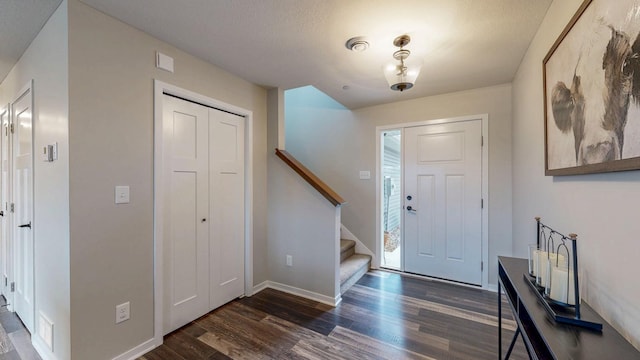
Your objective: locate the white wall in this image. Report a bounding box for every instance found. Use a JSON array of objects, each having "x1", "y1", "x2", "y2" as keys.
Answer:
[
  {"x1": 67, "y1": 0, "x2": 267, "y2": 358},
  {"x1": 286, "y1": 84, "x2": 513, "y2": 285},
  {"x1": 0, "y1": 2, "x2": 70, "y2": 359},
  {"x1": 512, "y1": 0, "x2": 640, "y2": 349}
]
